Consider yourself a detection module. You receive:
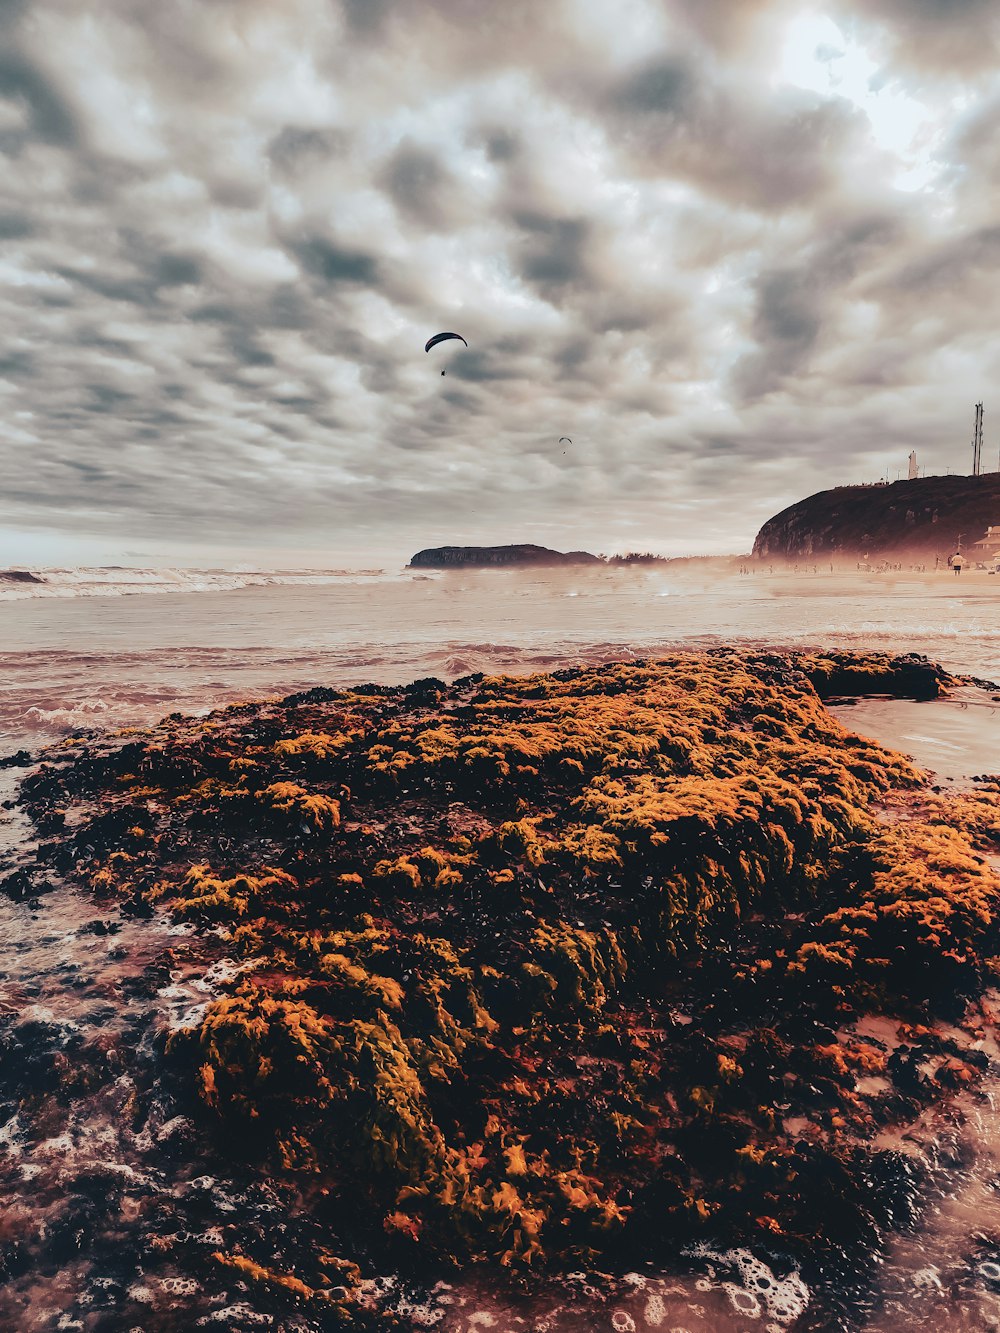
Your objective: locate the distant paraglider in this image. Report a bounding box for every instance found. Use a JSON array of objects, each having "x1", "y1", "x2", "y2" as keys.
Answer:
[
  {"x1": 558, "y1": 437, "x2": 572, "y2": 445},
  {"x1": 425, "y1": 332, "x2": 468, "y2": 376}
]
